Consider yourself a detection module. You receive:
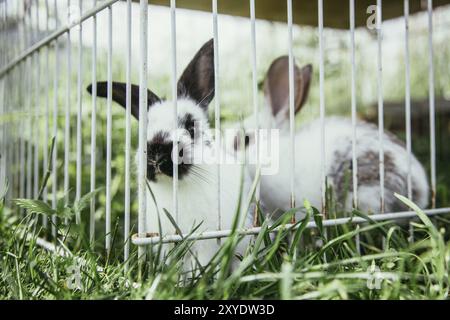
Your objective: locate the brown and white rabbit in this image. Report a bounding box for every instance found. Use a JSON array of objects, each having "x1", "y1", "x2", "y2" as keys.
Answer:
[
  {"x1": 228, "y1": 56, "x2": 429, "y2": 218},
  {"x1": 88, "y1": 39, "x2": 254, "y2": 271}
]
